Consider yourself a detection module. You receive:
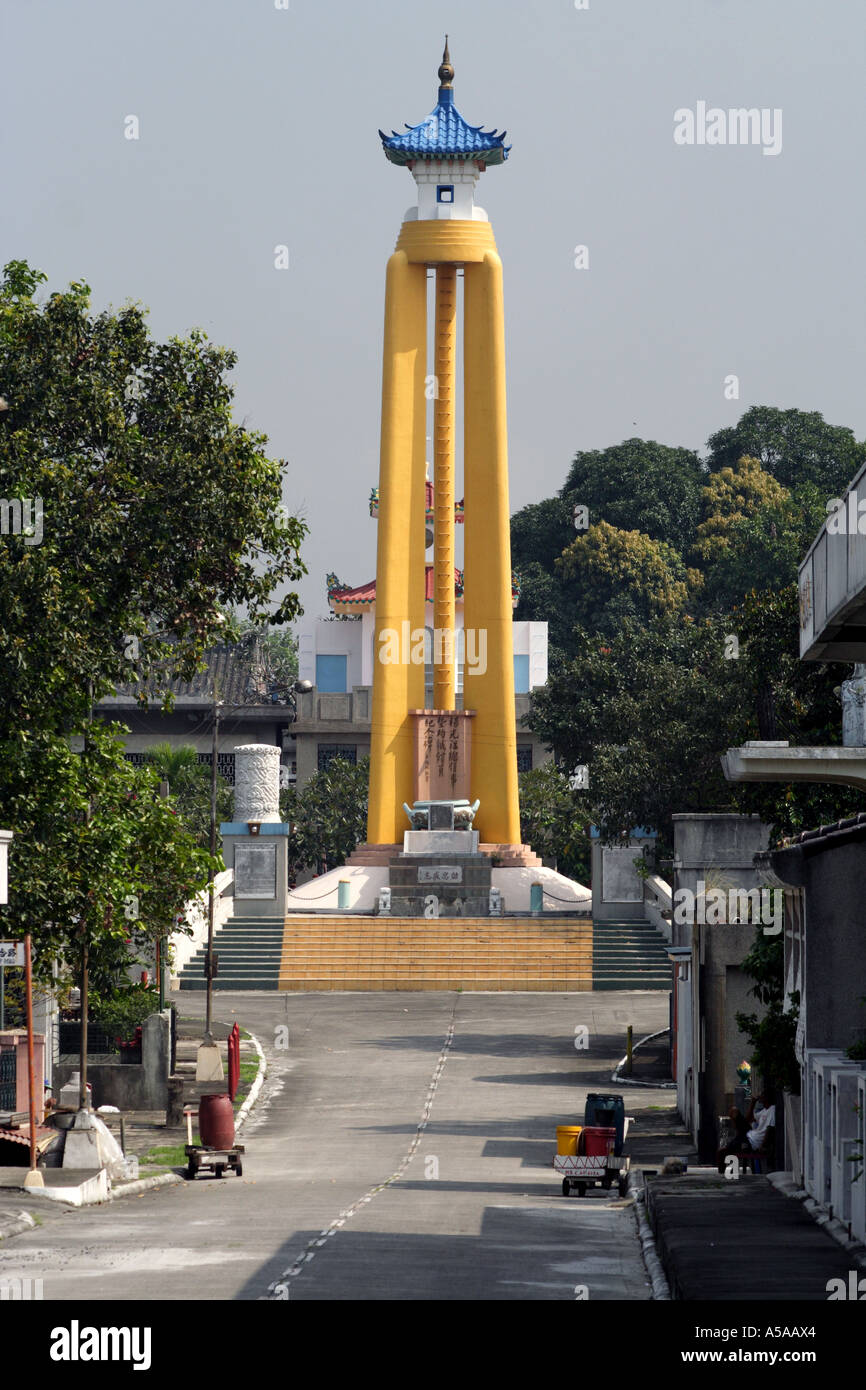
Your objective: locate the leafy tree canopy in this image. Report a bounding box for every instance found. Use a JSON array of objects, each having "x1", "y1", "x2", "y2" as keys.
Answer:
[
  {"x1": 560, "y1": 438, "x2": 706, "y2": 550},
  {"x1": 282, "y1": 758, "x2": 370, "y2": 878},
  {"x1": 691, "y1": 455, "x2": 788, "y2": 565},
  {"x1": 0, "y1": 259, "x2": 307, "y2": 735},
  {"x1": 706, "y1": 404, "x2": 865, "y2": 497},
  {"x1": 556, "y1": 521, "x2": 694, "y2": 635}
]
